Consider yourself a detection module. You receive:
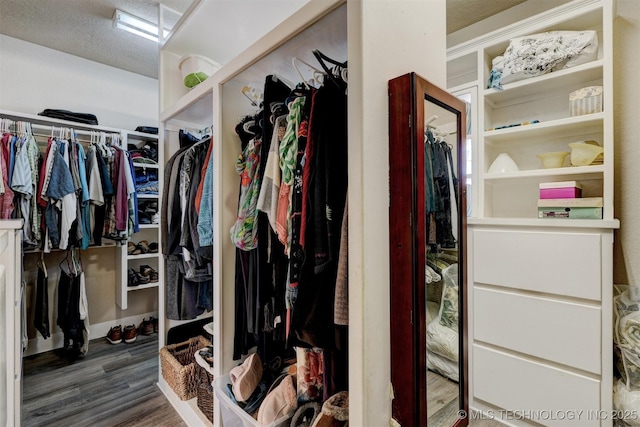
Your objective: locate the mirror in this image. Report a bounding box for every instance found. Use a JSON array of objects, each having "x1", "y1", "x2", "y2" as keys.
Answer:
[{"x1": 388, "y1": 73, "x2": 468, "y2": 427}]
